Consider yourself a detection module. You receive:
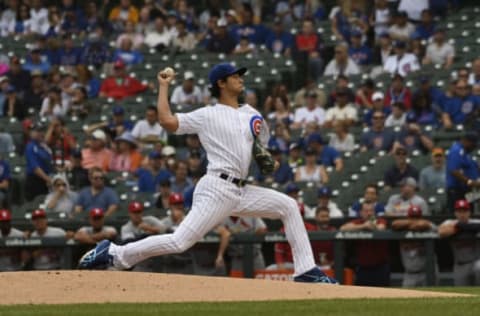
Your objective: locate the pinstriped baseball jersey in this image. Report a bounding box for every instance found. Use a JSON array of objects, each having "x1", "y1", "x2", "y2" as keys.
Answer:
[{"x1": 176, "y1": 103, "x2": 269, "y2": 179}]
